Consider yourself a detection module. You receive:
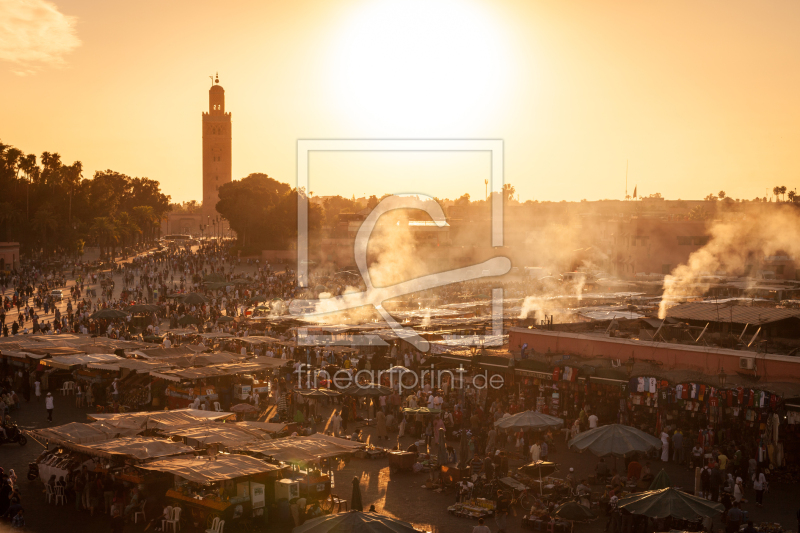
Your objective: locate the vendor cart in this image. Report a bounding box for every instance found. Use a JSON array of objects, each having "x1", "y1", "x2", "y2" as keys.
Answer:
[{"x1": 388, "y1": 451, "x2": 416, "y2": 474}]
